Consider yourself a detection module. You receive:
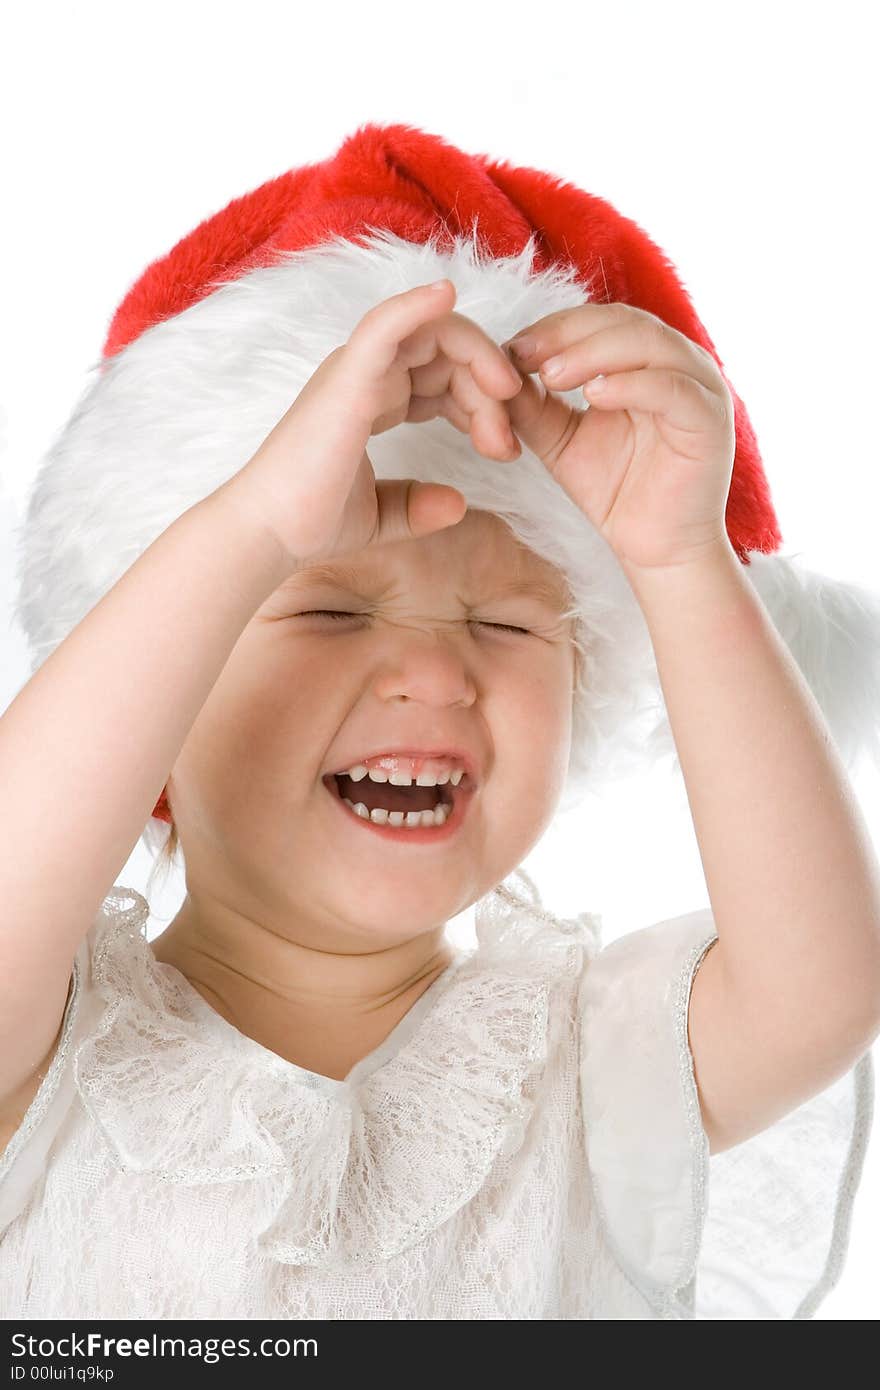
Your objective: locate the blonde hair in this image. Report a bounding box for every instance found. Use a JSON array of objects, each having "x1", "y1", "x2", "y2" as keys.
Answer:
[{"x1": 145, "y1": 817, "x2": 182, "y2": 903}]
